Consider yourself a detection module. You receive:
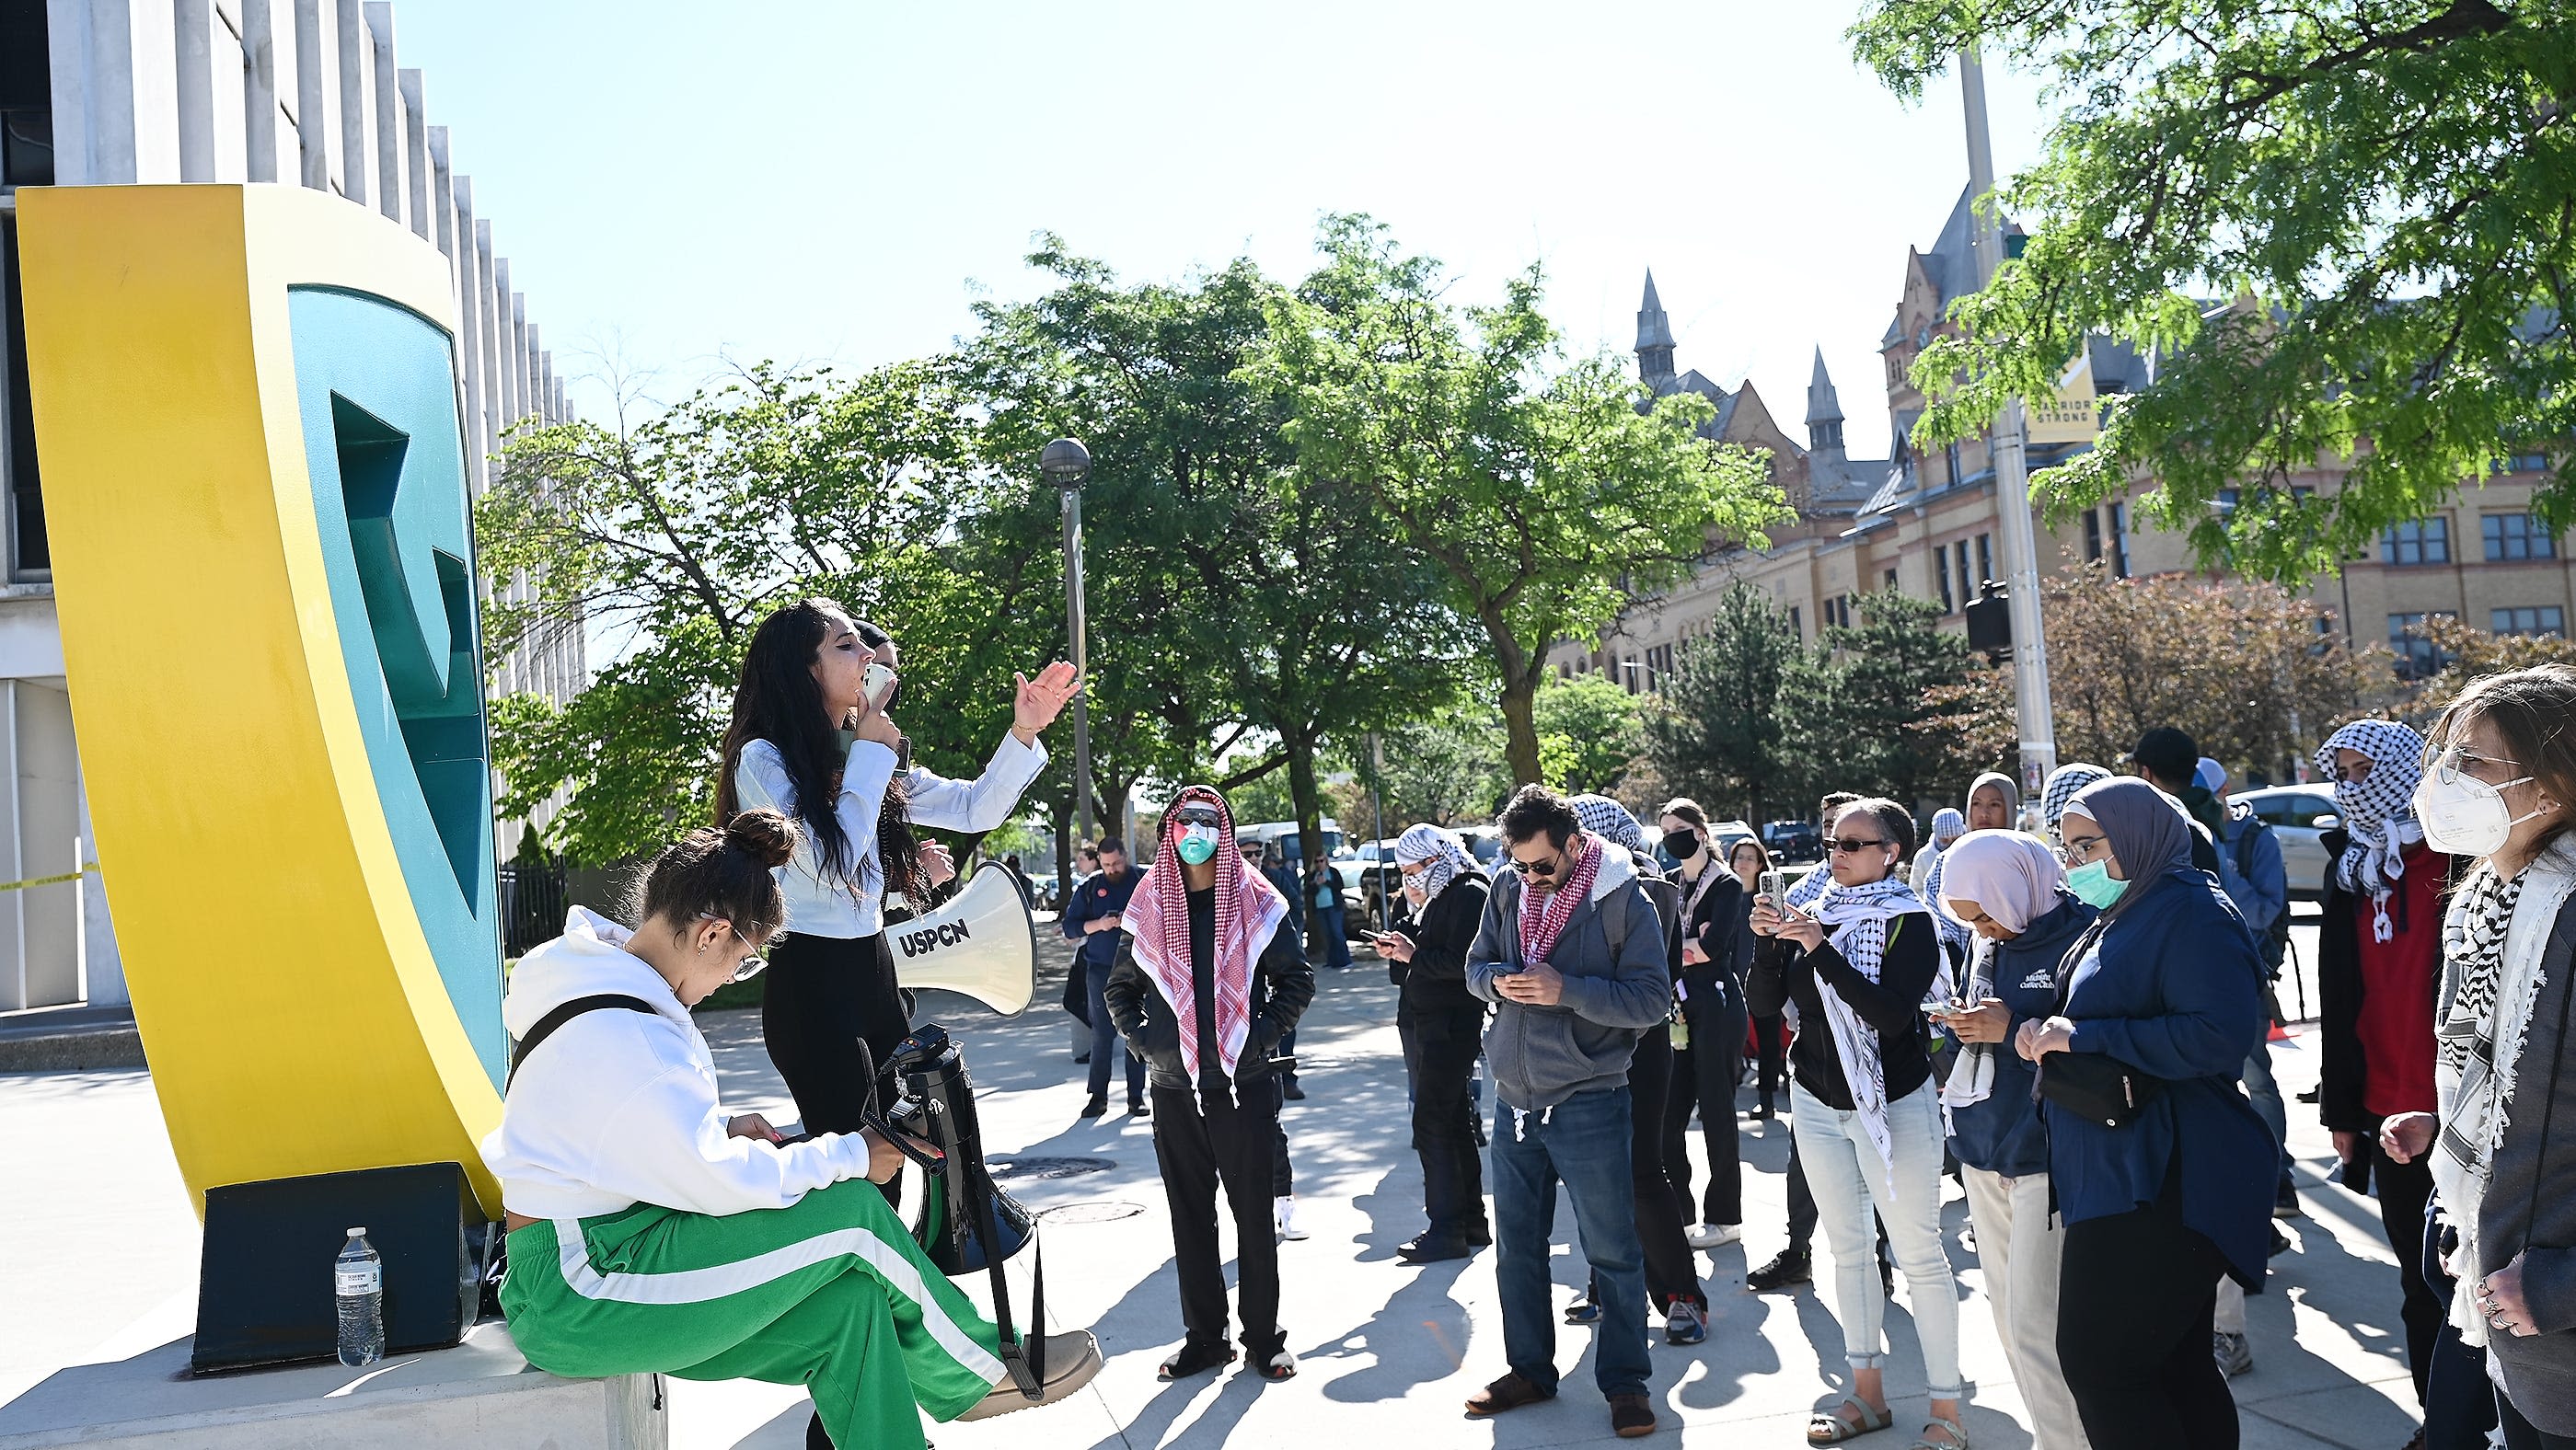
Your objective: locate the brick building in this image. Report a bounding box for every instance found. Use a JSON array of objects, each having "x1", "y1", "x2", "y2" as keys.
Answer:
[{"x1": 1555, "y1": 187, "x2": 2571, "y2": 694}]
